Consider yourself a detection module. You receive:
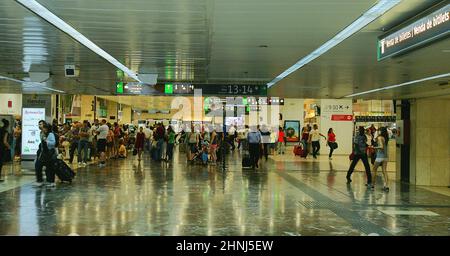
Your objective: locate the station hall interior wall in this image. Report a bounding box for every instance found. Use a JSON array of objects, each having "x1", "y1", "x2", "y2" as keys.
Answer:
[
  {"x1": 0, "y1": 94, "x2": 22, "y2": 116},
  {"x1": 319, "y1": 99, "x2": 353, "y2": 156},
  {"x1": 410, "y1": 98, "x2": 450, "y2": 187}
]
